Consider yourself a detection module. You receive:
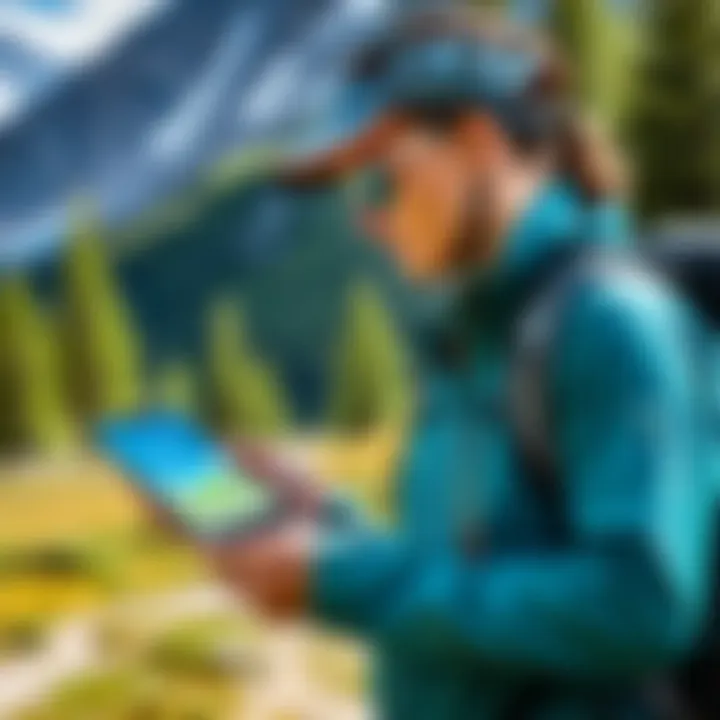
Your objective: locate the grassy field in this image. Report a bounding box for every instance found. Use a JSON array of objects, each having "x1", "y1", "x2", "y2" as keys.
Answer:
[
  {"x1": 0, "y1": 429, "x2": 401, "y2": 718},
  {"x1": 0, "y1": 459, "x2": 142, "y2": 552},
  {"x1": 19, "y1": 662, "x2": 239, "y2": 720},
  {"x1": 0, "y1": 427, "x2": 401, "y2": 551}
]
